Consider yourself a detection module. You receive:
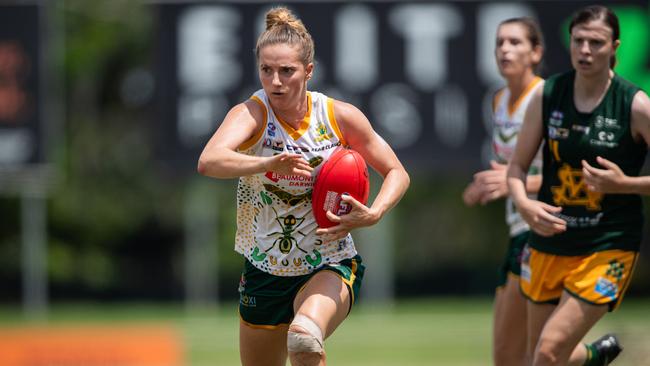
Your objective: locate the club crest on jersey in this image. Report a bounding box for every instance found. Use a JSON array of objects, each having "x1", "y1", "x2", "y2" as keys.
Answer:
[
  {"x1": 314, "y1": 121, "x2": 333, "y2": 142},
  {"x1": 549, "y1": 110, "x2": 564, "y2": 126},
  {"x1": 551, "y1": 164, "x2": 603, "y2": 210}
]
